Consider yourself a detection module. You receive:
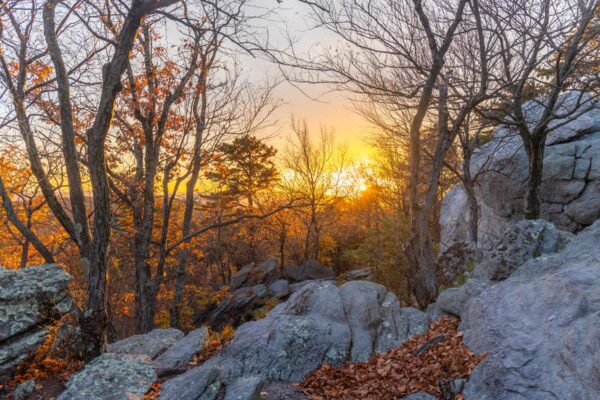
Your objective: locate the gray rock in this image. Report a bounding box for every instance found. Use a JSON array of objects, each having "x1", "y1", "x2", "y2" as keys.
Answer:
[
  {"x1": 441, "y1": 92, "x2": 600, "y2": 250},
  {"x1": 153, "y1": 328, "x2": 208, "y2": 370},
  {"x1": 473, "y1": 220, "x2": 573, "y2": 281},
  {"x1": 285, "y1": 260, "x2": 335, "y2": 282},
  {"x1": 338, "y1": 268, "x2": 375, "y2": 282},
  {"x1": 435, "y1": 241, "x2": 478, "y2": 286},
  {"x1": 108, "y1": 328, "x2": 183, "y2": 359},
  {"x1": 436, "y1": 278, "x2": 489, "y2": 317},
  {"x1": 339, "y1": 281, "x2": 388, "y2": 361},
  {"x1": 259, "y1": 382, "x2": 307, "y2": 399},
  {"x1": 564, "y1": 180, "x2": 600, "y2": 225},
  {"x1": 58, "y1": 353, "x2": 156, "y2": 400},
  {"x1": 230, "y1": 258, "x2": 278, "y2": 290},
  {"x1": 267, "y1": 279, "x2": 290, "y2": 298},
  {"x1": 13, "y1": 379, "x2": 35, "y2": 400},
  {"x1": 400, "y1": 392, "x2": 437, "y2": 400},
  {"x1": 162, "y1": 280, "x2": 427, "y2": 395},
  {"x1": 196, "y1": 284, "x2": 268, "y2": 329},
  {"x1": 158, "y1": 365, "x2": 222, "y2": 400},
  {"x1": 223, "y1": 376, "x2": 264, "y2": 400},
  {"x1": 440, "y1": 185, "x2": 473, "y2": 252},
  {"x1": 288, "y1": 279, "x2": 333, "y2": 293},
  {"x1": 0, "y1": 264, "x2": 72, "y2": 383},
  {"x1": 205, "y1": 280, "x2": 351, "y2": 382},
  {"x1": 462, "y1": 220, "x2": 600, "y2": 399},
  {"x1": 425, "y1": 302, "x2": 447, "y2": 321}
]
